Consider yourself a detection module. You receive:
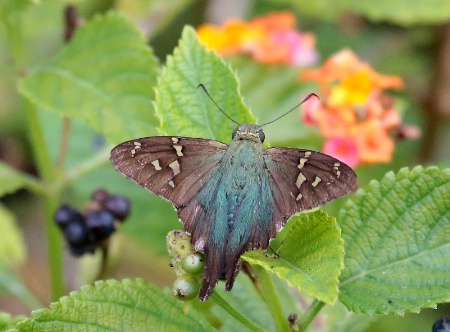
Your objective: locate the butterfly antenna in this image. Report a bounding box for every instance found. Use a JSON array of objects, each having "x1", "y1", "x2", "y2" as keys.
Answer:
[
  {"x1": 259, "y1": 93, "x2": 319, "y2": 127},
  {"x1": 197, "y1": 84, "x2": 240, "y2": 126}
]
